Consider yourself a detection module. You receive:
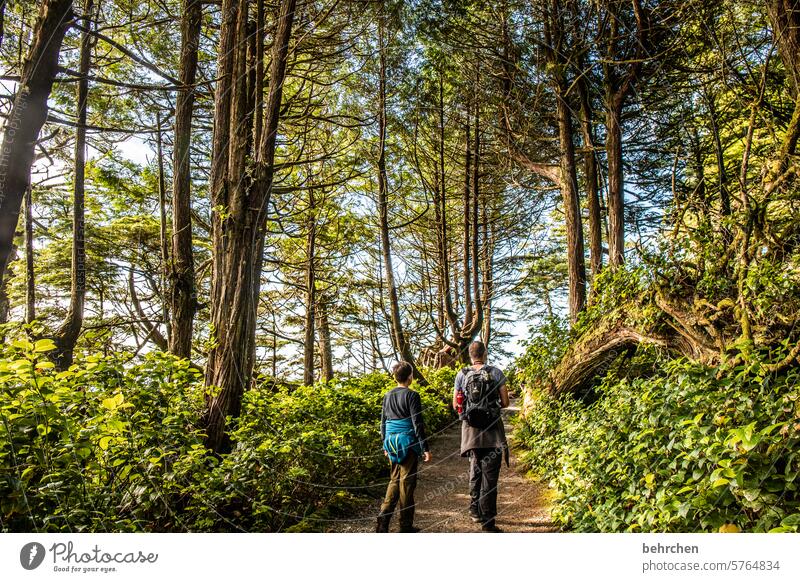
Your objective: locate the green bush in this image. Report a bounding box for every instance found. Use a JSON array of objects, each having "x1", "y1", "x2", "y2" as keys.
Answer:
[
  {"x1": 514, "y1": 348, "x2": 800, "y2": 532},
  {"x1": 0, "y1": 334, "x2": 455, "y2": 532}
]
